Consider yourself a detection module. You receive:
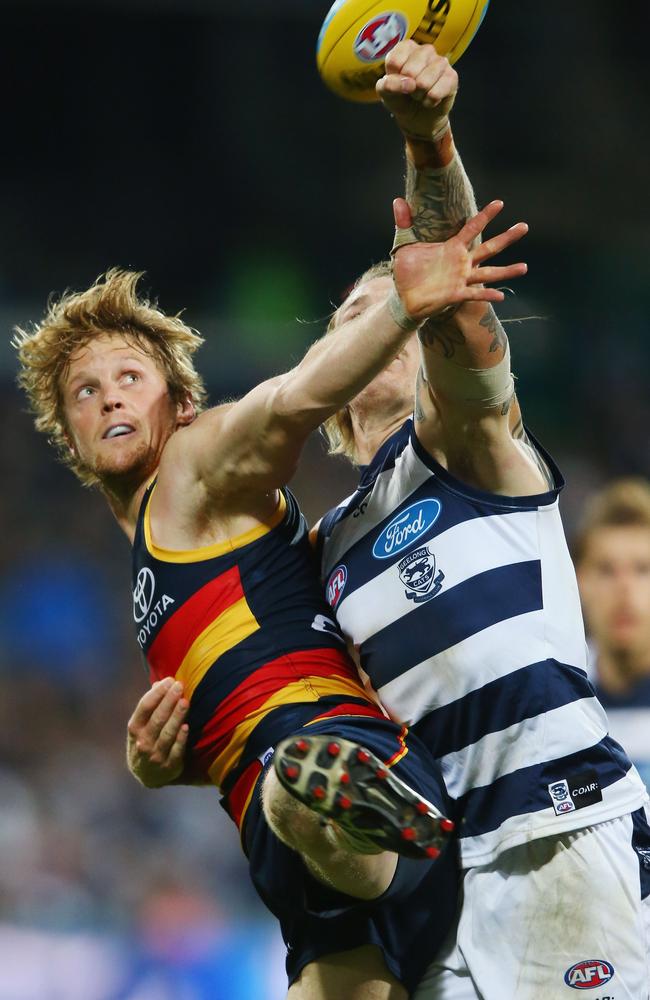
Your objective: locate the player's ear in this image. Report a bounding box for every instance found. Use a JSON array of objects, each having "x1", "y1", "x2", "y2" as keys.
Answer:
[{"x1": 176, "y1": 396, "x2": 195, "y2": 427}]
